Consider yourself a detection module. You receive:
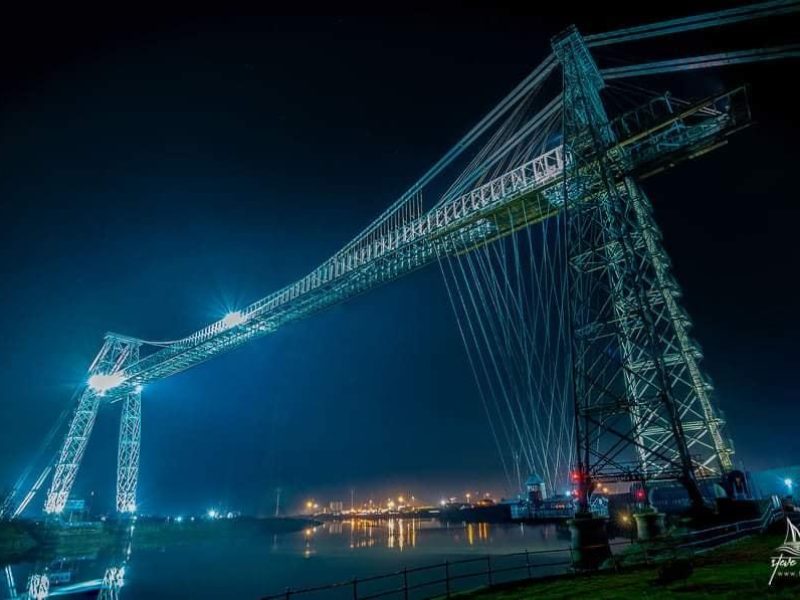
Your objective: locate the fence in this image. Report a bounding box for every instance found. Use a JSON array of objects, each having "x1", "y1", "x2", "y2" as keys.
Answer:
[{"x1": 261, "y1": 543, "x2": 619, "y2": 600}]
